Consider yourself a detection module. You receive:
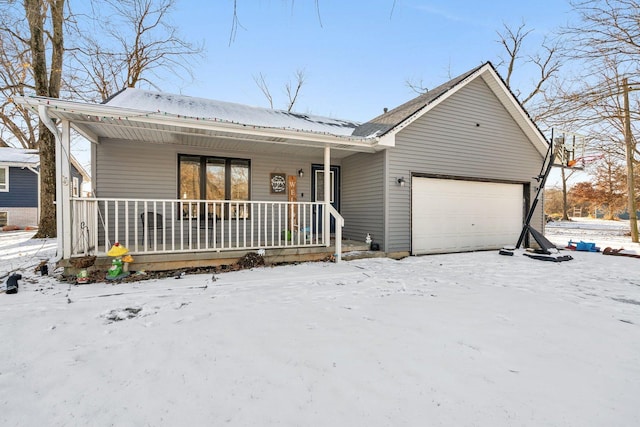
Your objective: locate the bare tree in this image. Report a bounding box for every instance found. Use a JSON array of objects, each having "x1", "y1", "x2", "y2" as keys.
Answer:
[
  {"x1": 228, "y1": 0, "x2": 244, "y2": 46},
  {"x1": 495, "y1": 21, "x2": 563, "y2": 123},
  {"x1": 405, "y1": 78, "x2": 428, "y2": 95},
  {"x1": 553, "y1": 133, "x2": 586, "y2": 221},
  {"x1": 559, "y1": 166, "x2": 582, "y2": 220},
  {"x1": 69, "y1": 0, "x2": 204, "y2": 102},
  {"x1": 254, "y1": 69, "x2": 306, "y2": 112},
  {"x1": 407, "y1": 22, "x2": 564, "y2": 129},
  {"x1": 544, "y1": 187, "x2": 564, "y2": 218},
  {"x1": 229, "y1": 0, "x2": 323, "y2": 44},
  {"x1": 497, "y1": 22, "x2": 533, "y2": 90},
  {"x1": 405, "y1": 62, "x2": 459, "y2": 96},
  {"x1": 557, "y1": 0, "x2": 640, "y2": 241},
  {"x1": 0, "y1": 0, "x2": 203, "y2": 237},
  {"x1": 285, "y1": 69, "x2": 305, "y2": 112},
  {"x1": 23, "y1": 0, "x2": 65, "y2": 238},
  {"x1": 594, "y1": 156, "x2": 628, "y2": 219},
  {"x1": 0, "y1": 26, "x2": 36, "y2": 149},
  {"x1": 253, "y1": 73, "x2": 273, "y2": 109}
]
